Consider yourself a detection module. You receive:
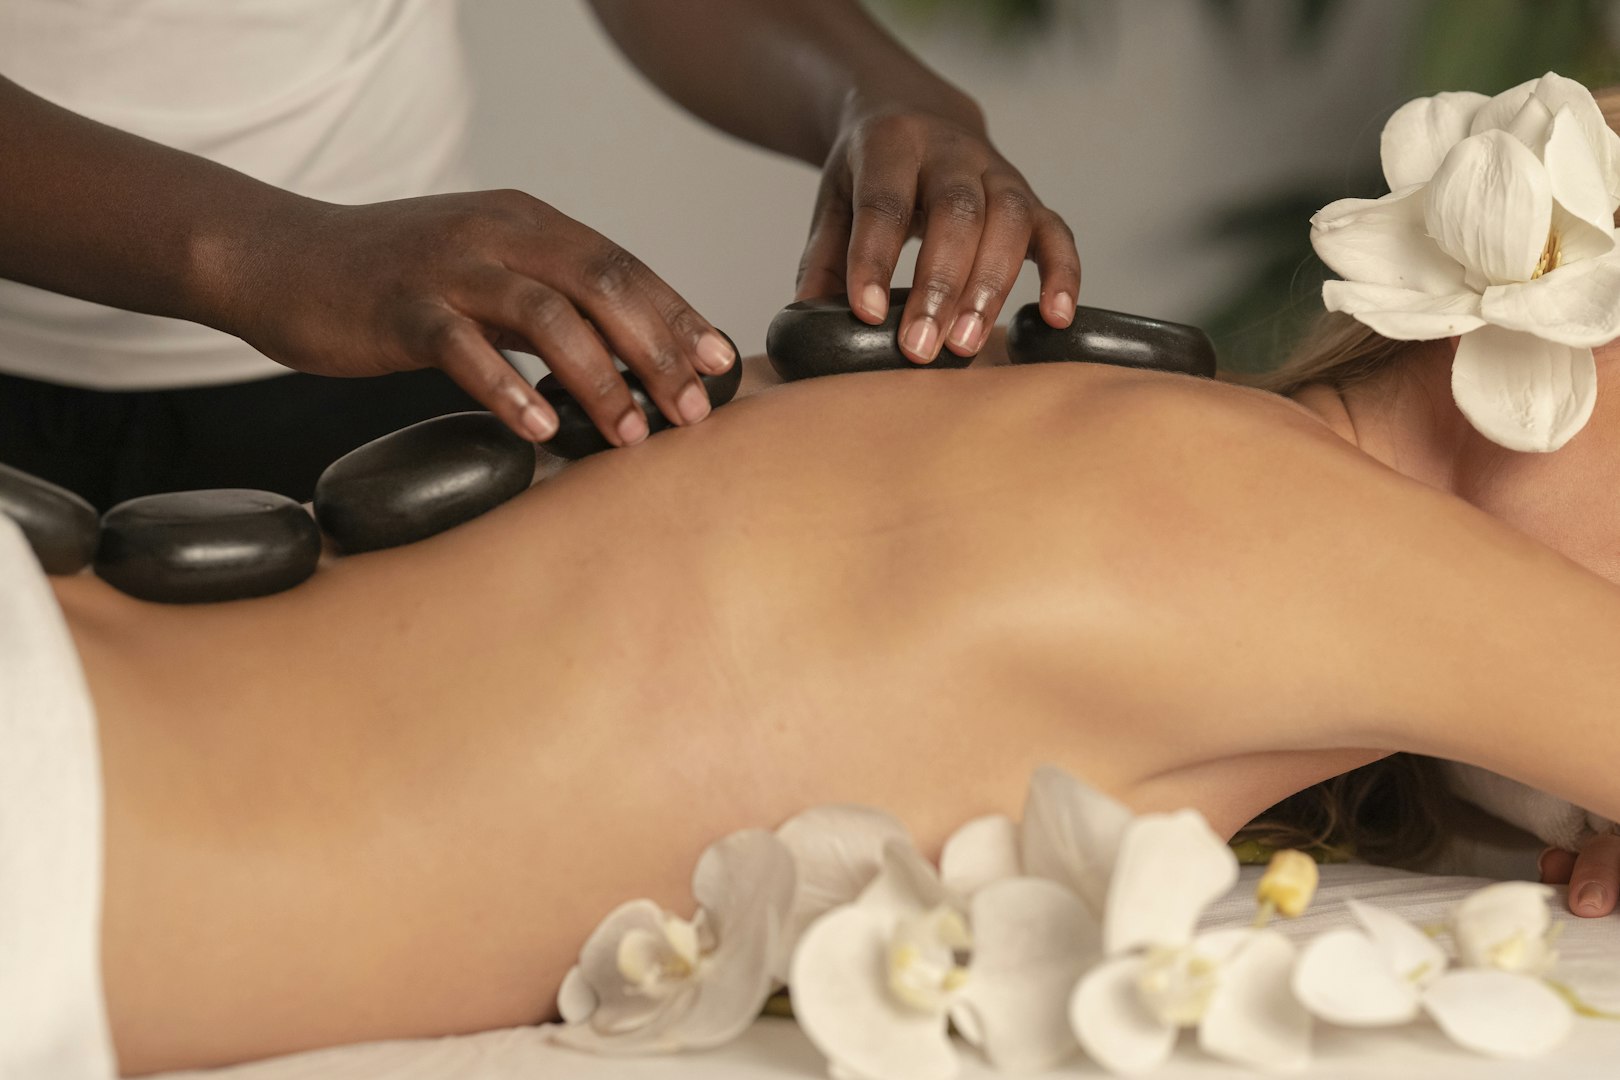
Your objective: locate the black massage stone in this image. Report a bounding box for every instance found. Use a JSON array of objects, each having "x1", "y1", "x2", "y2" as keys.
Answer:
[
  {"x1": 0, "y1": 462, "x2": 99, "y2": 575},
  {"x1": 538, "y1": 331, "x2": 744, "y2": 460},
  {"x1": 1006, "y1": 304, "x2": 1217, "y2": 378},
  {"x1": 314, "y1": 411, "x2": 535, "y2": 554},
  {"x1": 95, "y1": 489, "x2": 321, "y2": 604},
  {"x1": 765, "y1": 287, "x2": 976, "y2": 381}
]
